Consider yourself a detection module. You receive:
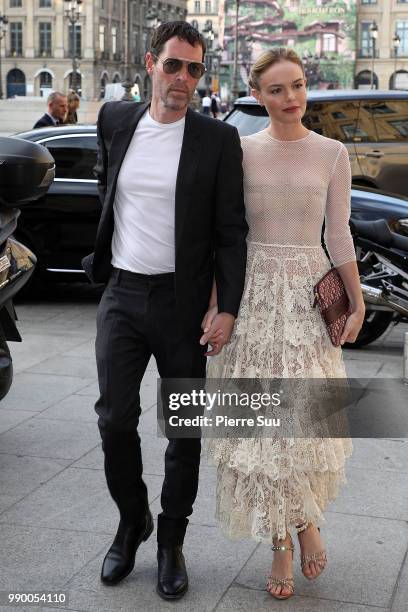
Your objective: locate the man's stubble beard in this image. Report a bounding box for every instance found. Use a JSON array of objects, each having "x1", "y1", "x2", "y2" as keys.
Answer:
[
  {"x1": 161, "y1": 85, "x2": 192, "y2": 112},
  {"x1": 163, "y1": 98, "x2": 189, "y2": 111}
]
